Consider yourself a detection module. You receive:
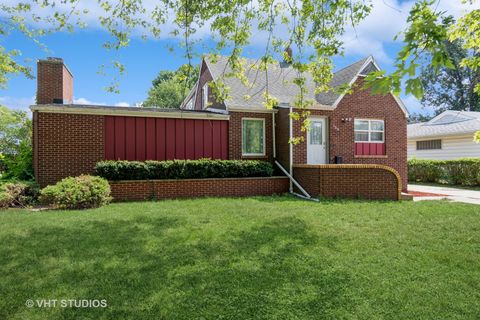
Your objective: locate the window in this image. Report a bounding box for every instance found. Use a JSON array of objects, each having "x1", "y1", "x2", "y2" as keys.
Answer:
[
  {"x1": 202, "y1": 83, "x2": 209, "y2": 108},
  {"x1": 416, "y1": 139, "x2": 441, "y2": 150},
  {"x1": 309, "y1": 121, "x2": 323, "y2": 145},
  {"x1": 354, "y1": 119, "x2": 384, "y2": 142},
  {"x1": 242, "y1": 118, "x2": 265, "y2": 156},
  {"x1": 185, "y1": 99, "x2": 193, "y2": 110}
]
